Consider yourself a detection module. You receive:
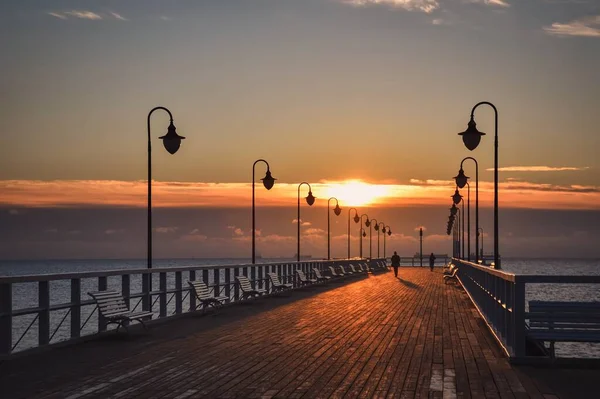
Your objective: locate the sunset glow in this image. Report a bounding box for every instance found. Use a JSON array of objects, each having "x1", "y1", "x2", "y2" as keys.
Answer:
[{"x1": 321, "y1": 180, "x2": 393, "y2": 207}]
